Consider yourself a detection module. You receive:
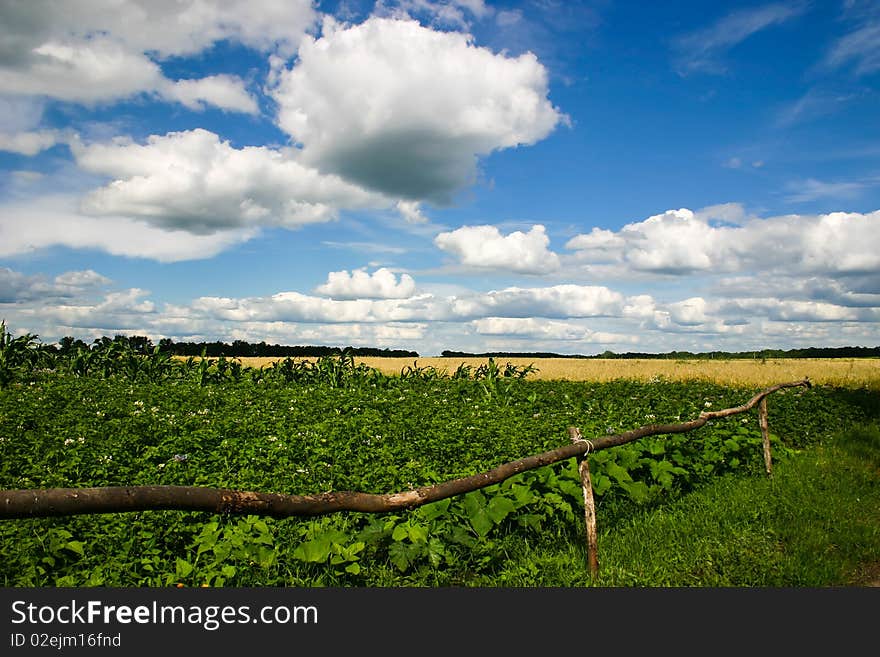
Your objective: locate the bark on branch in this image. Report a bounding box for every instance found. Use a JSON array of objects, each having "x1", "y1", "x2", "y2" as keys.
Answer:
[
  {"x1": 569, "y1": 426, "x2": 599, "y2": 576},
  {"x1": 0, "y1": 378, "x2": 811, "y2": 520}
]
